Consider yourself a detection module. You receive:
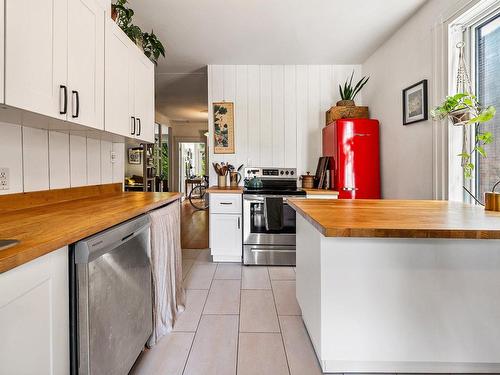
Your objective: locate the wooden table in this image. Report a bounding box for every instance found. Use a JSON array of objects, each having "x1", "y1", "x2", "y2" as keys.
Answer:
[{"x1": 185, "y1": 177, "x2": 202, "y2": 196}]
